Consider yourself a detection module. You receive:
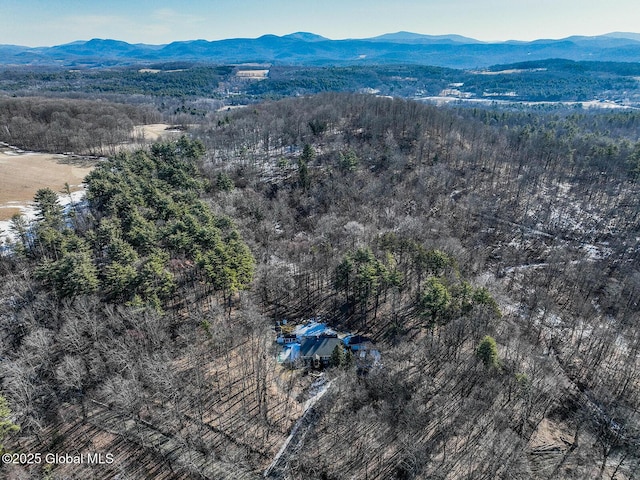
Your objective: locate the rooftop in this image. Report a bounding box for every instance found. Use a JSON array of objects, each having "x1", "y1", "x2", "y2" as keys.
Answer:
[{"x1": 300, "y1": 336, "x2": 342, "y2": 359}]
